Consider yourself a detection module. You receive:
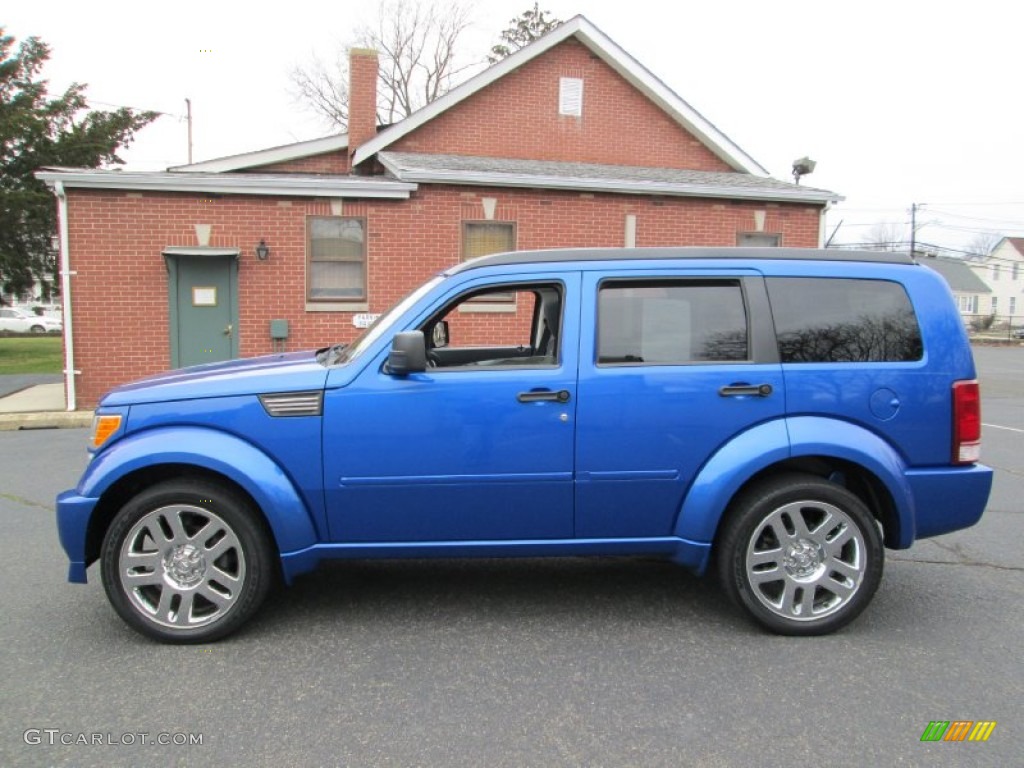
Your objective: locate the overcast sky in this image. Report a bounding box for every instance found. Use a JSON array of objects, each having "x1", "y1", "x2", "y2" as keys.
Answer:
[{"x1": 6, "y1": 0, "x2": 1023, "y2": 253}]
